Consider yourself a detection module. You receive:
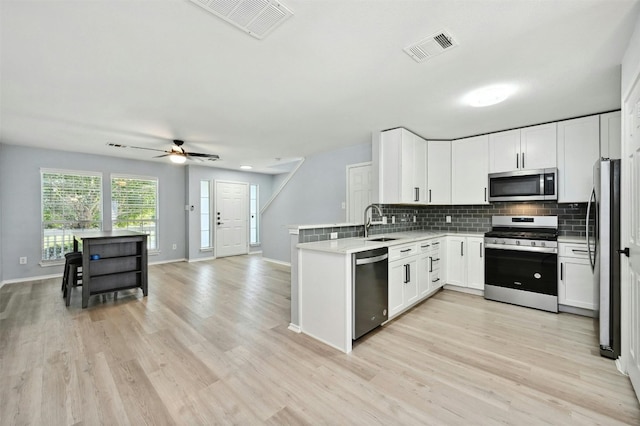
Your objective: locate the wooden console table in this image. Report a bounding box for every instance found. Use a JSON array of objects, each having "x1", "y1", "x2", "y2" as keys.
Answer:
[{"x1": 73, "y1": 230, "x2": 148, "y2": 308}]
